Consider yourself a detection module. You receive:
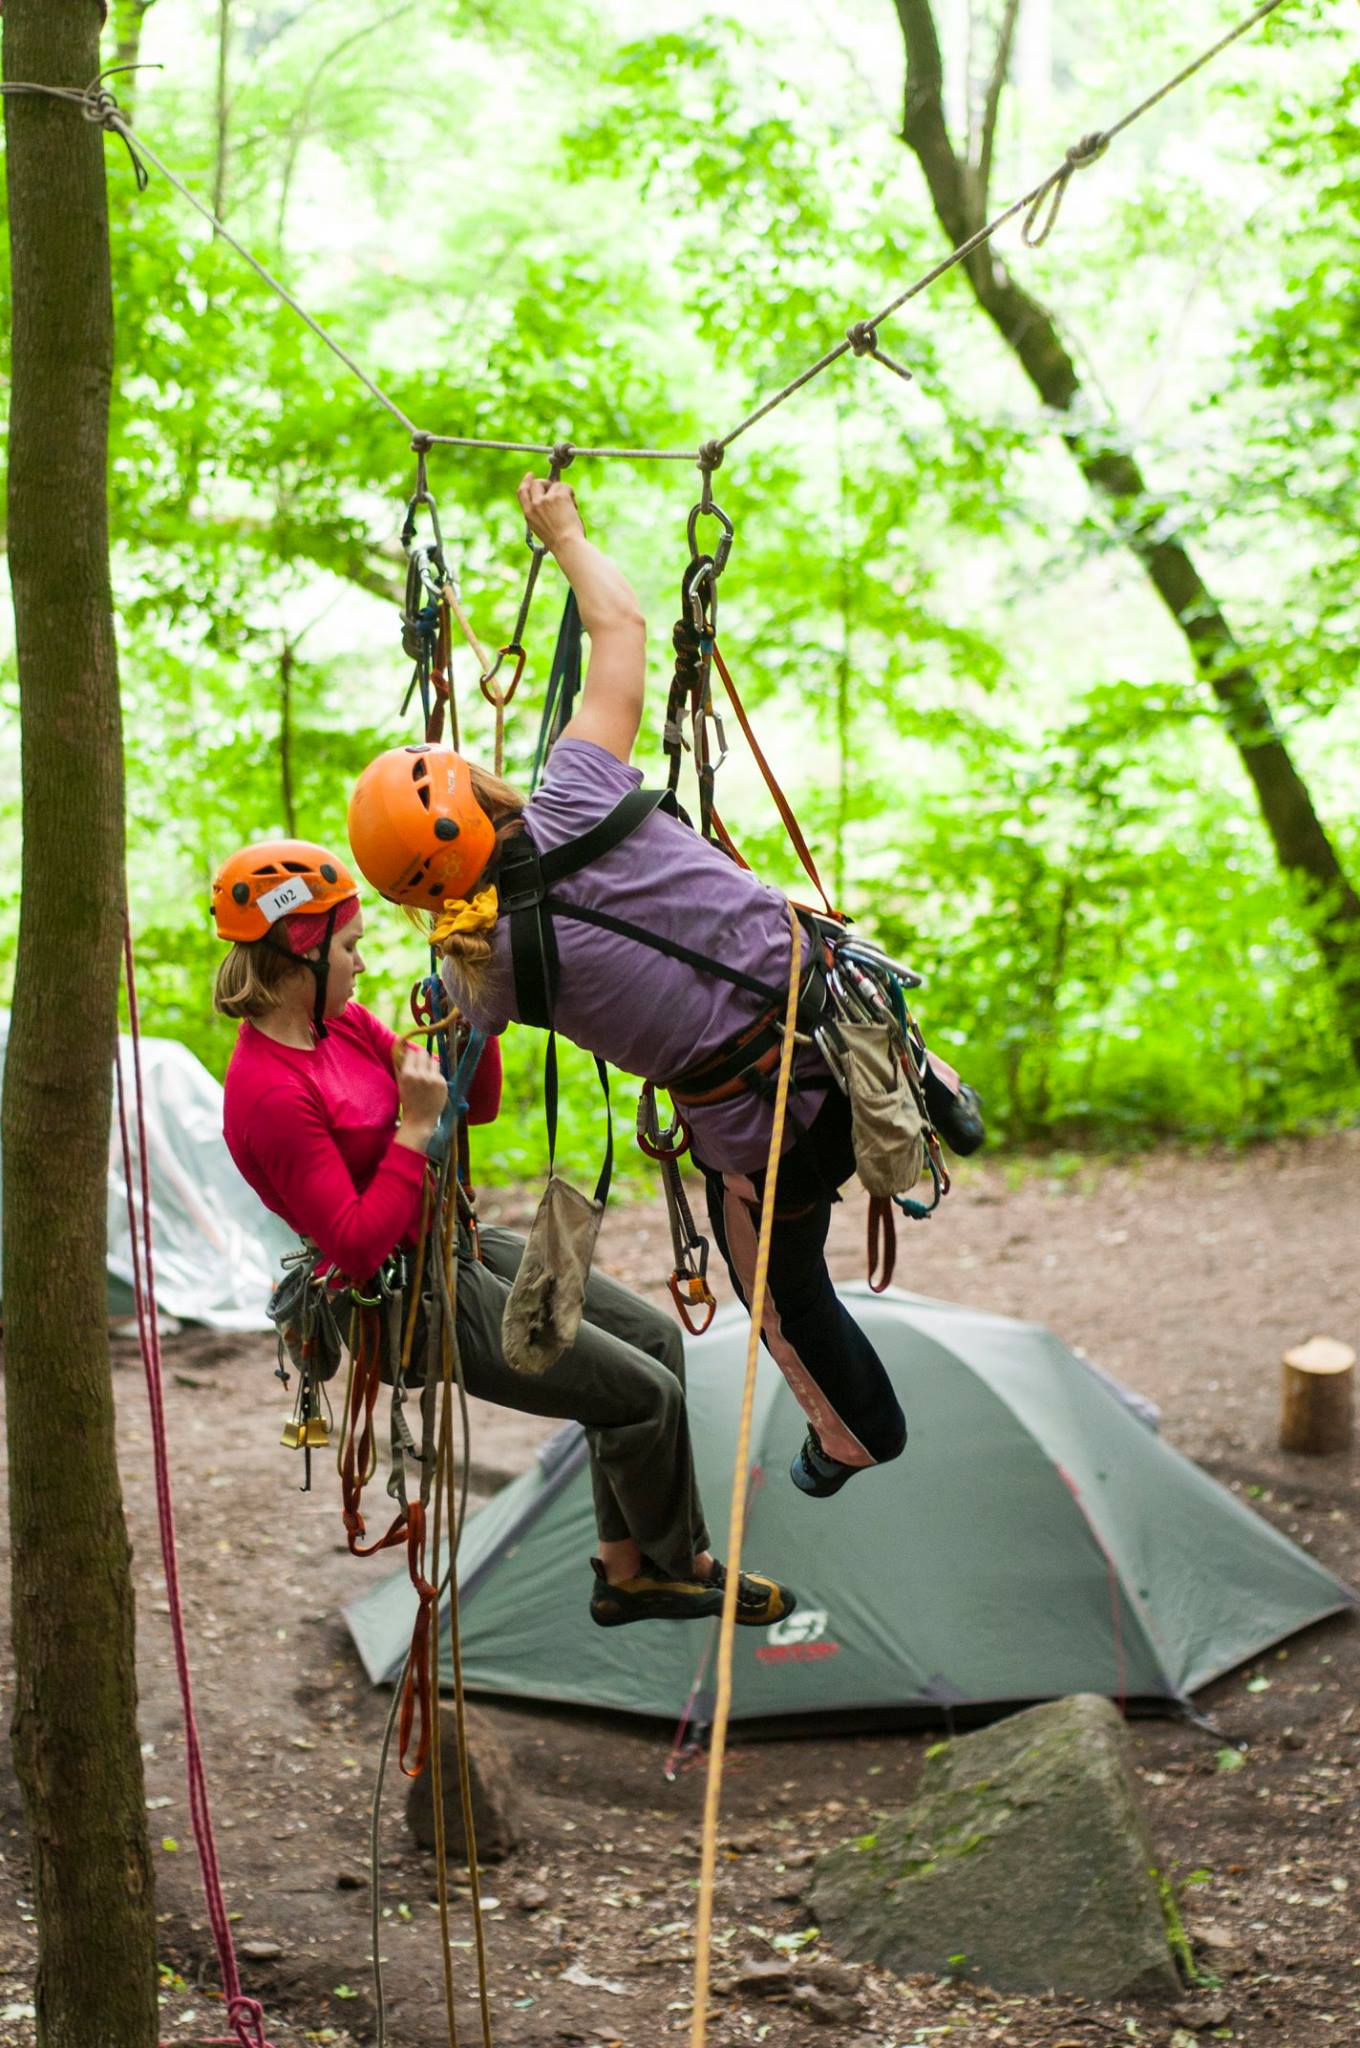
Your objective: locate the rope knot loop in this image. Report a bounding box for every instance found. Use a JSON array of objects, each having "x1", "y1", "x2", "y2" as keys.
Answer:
[
  {"x1": 1067, "y1": 129, "x2": 1109, "y2": 168},
  {"x1": 226, "y1": 1992, "x2": 273, "y2": 2047},
  {"x1": 846, "y1": 320, "x2": 877, "y2": 356},
  {"x1": 697, "y1": 438, "x2": 725, "y2": 474},
  {"x1": 1023, "y1": 129, "x2": 1111, "y2": 248},
  {"x1": 549, "y1": 440, "x2": 576, "y2": 477}
]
